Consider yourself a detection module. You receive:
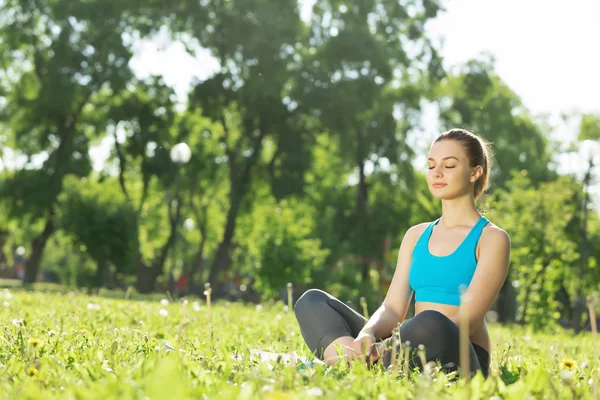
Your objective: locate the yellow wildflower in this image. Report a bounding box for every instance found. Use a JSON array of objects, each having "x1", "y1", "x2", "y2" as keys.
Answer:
[
  {"x1": 27, "y1": 338, "x2": 43, "y2": 349},
  {"x1": 561, "y1": 359, "x2": 577, "y2": 369},
  {"x1": 26, "y1": 366, "x2": 39, "y2": 377}
]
